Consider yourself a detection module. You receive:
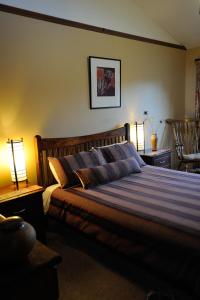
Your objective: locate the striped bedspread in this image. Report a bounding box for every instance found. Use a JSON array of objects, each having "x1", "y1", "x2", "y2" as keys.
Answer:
[
  {"x1": 67, "y1": 165, "x2": 200, "y2": 239},
  {"x1": 49, "y1": 165, "x2": 200, "y2": 296}
]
